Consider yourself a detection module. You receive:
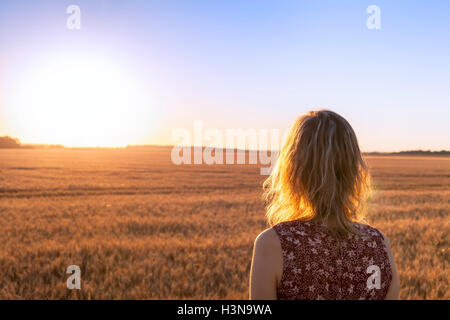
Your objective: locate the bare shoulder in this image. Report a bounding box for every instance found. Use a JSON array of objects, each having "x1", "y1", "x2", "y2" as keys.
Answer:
[
  {"x1": 255, "y1": 227, "x2": 280, "y2": 246},
  {"x1": 250, "y1": 227, "x2": 283, "y2": 298},
  {"x1": 253, "y1": 227, "x2": 284, "y2": 284},
  {"x1": 254, "y1": 227, "x2": 282, "y2": 255}
]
